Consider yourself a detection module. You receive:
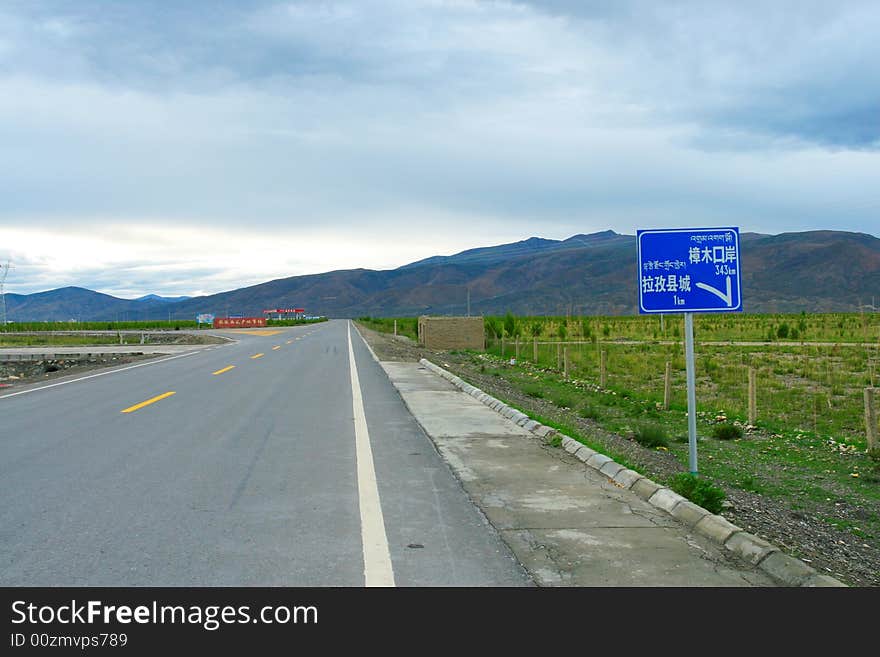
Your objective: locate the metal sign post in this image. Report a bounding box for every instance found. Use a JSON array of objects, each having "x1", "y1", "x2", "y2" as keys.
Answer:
[
  {"x1": 684, "y1": 312, "x2": 698, "y2": 473},
  {"x1": 637, "y1": 227, "x2": 743, "y2": 475}
]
